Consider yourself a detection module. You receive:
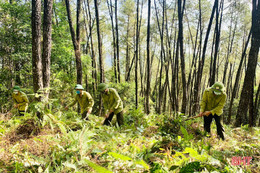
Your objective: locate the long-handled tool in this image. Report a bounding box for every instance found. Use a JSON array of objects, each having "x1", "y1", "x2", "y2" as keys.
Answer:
[{"x1": 185, "y1": 114, "x2": 204, "y2": 121}]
